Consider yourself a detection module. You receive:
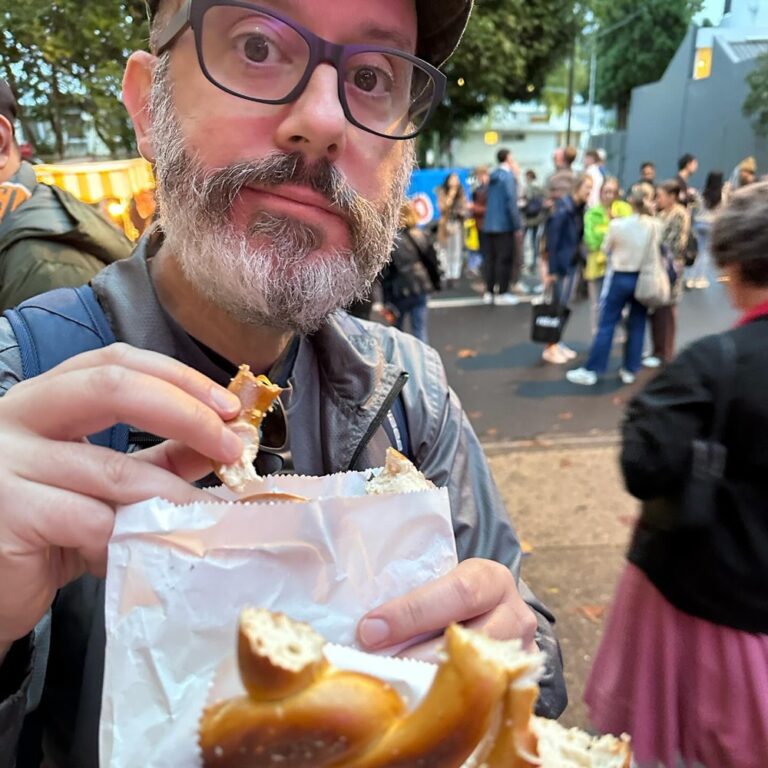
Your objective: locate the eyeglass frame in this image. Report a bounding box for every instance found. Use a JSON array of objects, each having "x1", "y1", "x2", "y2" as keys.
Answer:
[{"x1": 154, "y1": 0, "x2": 447, "y2": 140}]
